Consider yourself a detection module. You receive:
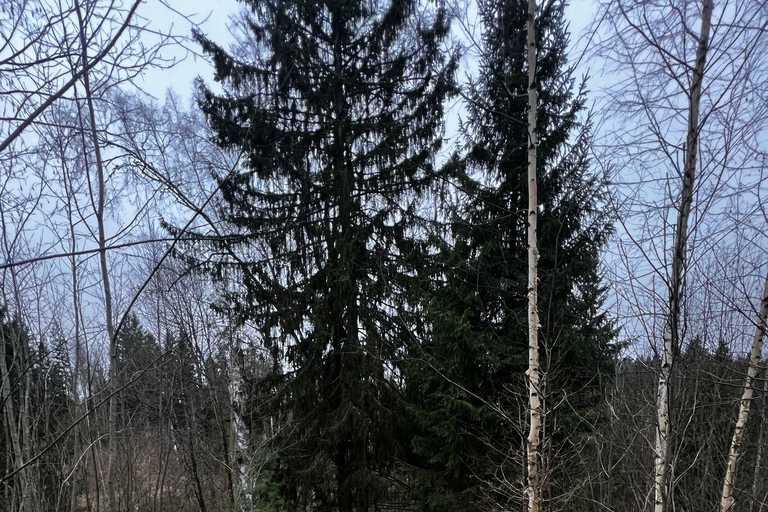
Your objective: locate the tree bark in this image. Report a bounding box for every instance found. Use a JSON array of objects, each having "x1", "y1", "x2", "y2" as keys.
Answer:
[
  {"x1": 61, "y1": 138, "x2": 84, "y2": 512},
  {"x1": 525, "y1": 0, "x2": 541, "y2": 511},
  {"x1": 720, "y1": 272, "x2": 768, "y2": 512},
  {"x1": 749, "y1": 372, "x2": 767, "y2": 512},
  {"x1": 653, "y1": 2, "x2": 712, "y2": 511},
  {"x1": 74, "y1": 1, "x2": 118, "y2": 510},
  {"x1": 0, "y1": 322, "x2": 28, "y2": 511},
  {"x1": 0, "y1": 218, "x2": 36, "y2": 511},
  {"x1": 229, "y1": 343, "x2": 254, "y2": 512}
]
